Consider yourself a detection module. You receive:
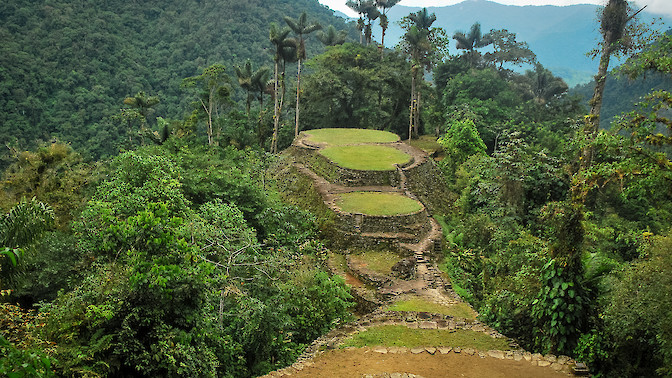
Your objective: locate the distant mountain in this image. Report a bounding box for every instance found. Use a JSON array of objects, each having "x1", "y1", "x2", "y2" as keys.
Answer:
[{"x1": 360, "y1": 0, "x2": 670, "y2": 87}]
